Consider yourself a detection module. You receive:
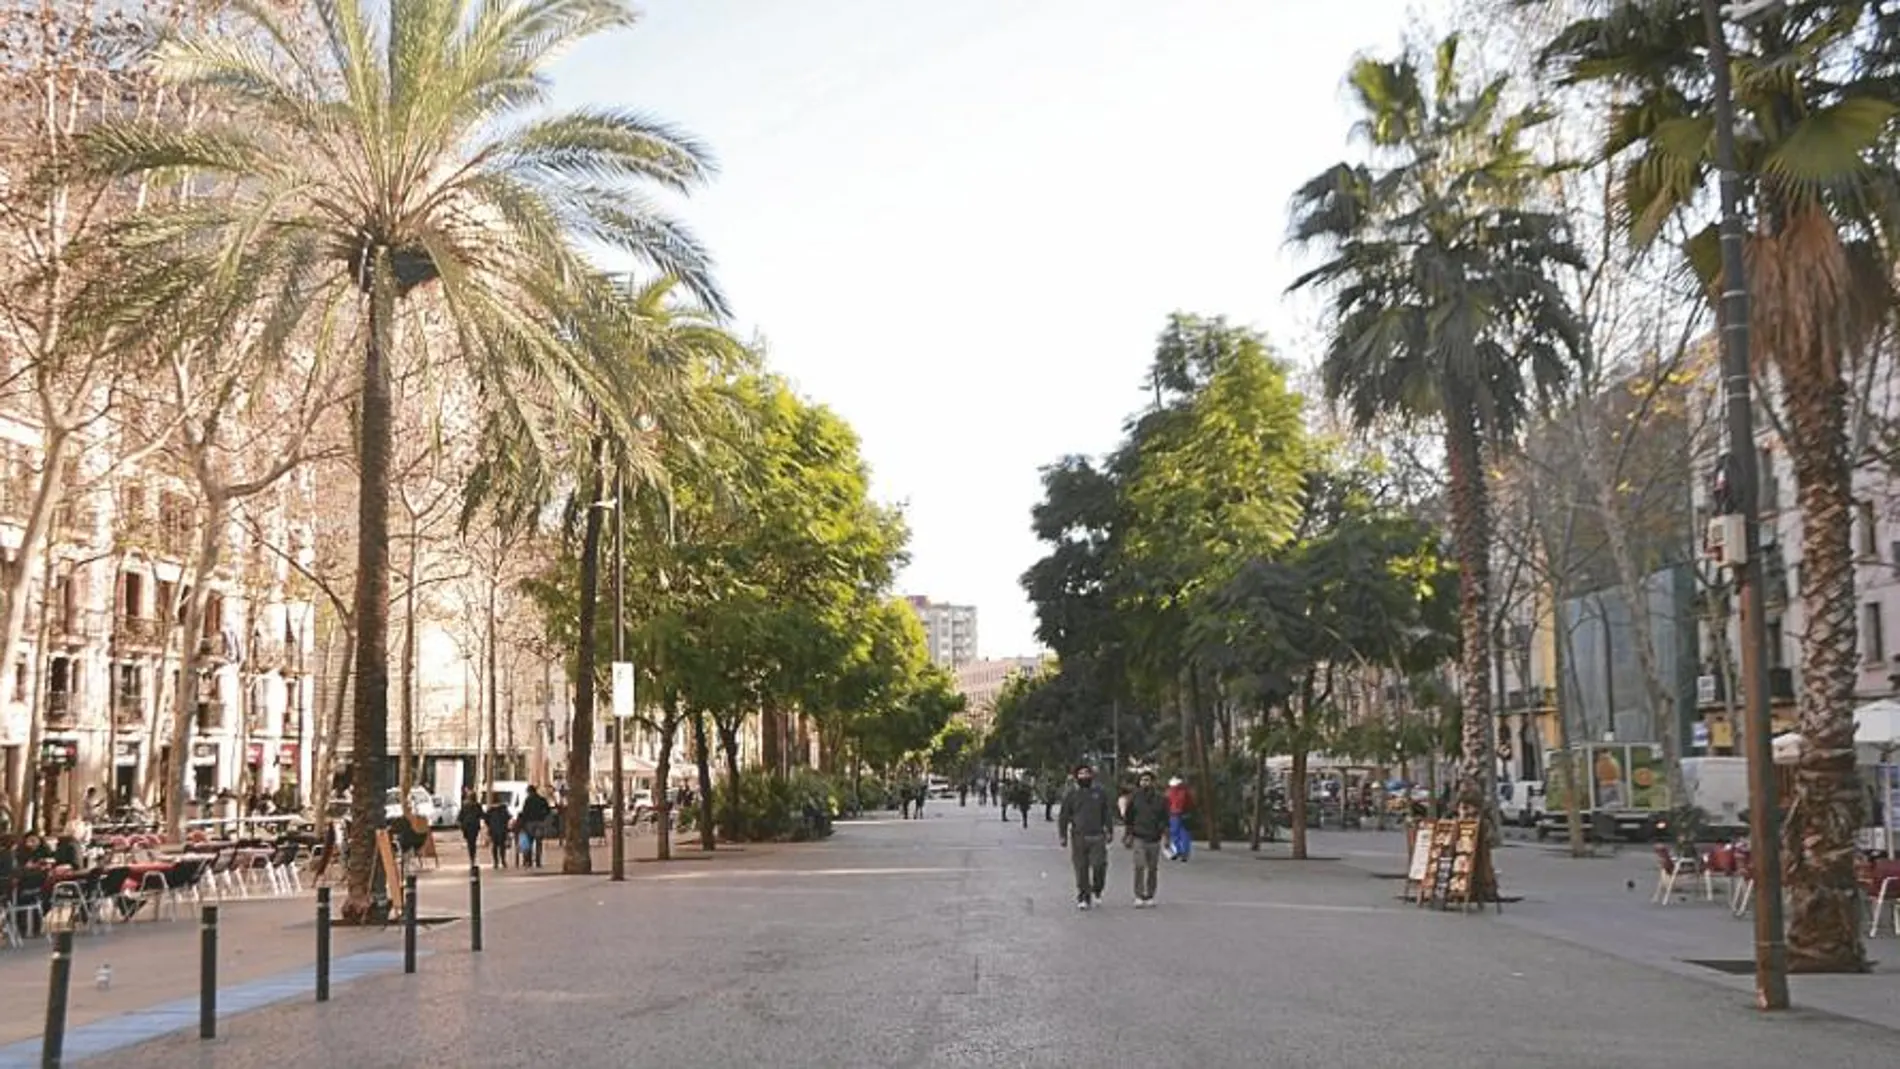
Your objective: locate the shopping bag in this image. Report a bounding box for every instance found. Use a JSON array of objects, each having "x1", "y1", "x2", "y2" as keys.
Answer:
[{"x1": 1162, "y1": 838, "x2": 1176, "y2": 860}]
